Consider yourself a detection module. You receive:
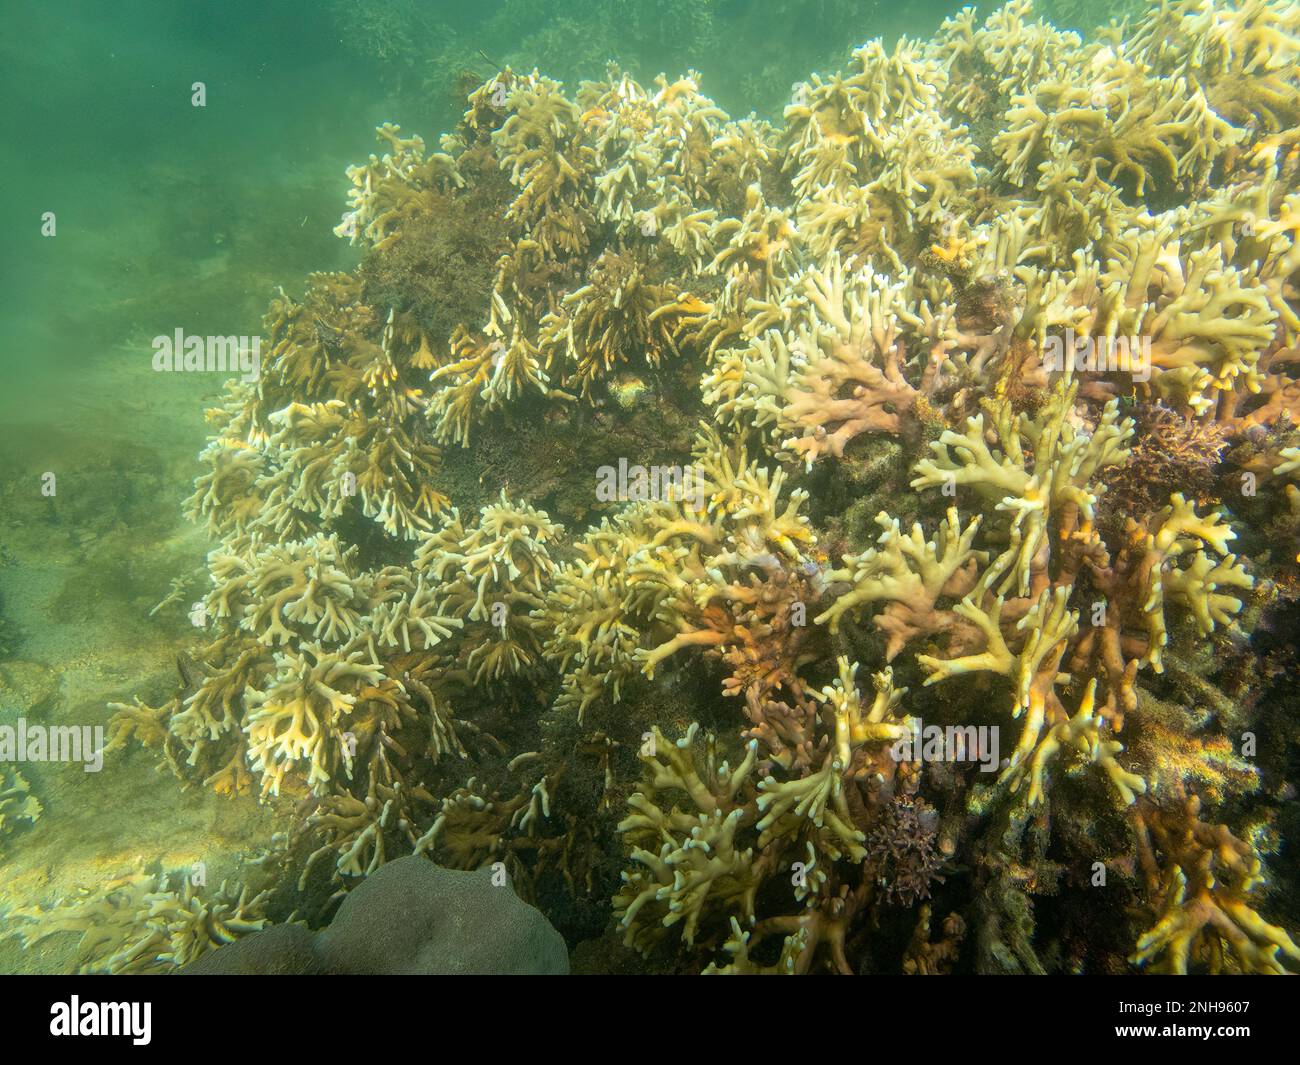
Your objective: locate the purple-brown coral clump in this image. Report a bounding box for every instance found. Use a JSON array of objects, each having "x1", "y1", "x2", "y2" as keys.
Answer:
[{"x1": 865, "y1": 795, "x2": 945, "y2": 907}]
